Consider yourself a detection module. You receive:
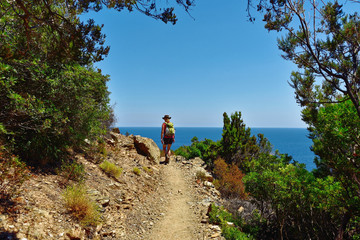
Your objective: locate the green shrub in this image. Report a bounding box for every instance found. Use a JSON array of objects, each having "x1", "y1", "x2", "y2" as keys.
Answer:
[
  {"x1": 1, "y1": 60, "x2": 112, "y2": 166},
  {"x1": 208, "y1": 204, "x2": 253, "y2": 240},
  {"x1": 63, "y1": 184, "x2": 101, "y2": 226},
  {"x1": 244, "y1": 160, "x2": 344, "y2": 239},
  {"x1": 222, "y1": 226, "x2": 252, "y2": 240},
  {"x1": 133, "y1": 167, "x2": 141, "y2": 176},
  {"x1": 99, "y1": 160, "x2": 122, "y2": 178},
  {"x1": 175, "y1": 137, "x2": 220, "y2": 168},
  {"x1": 208, "y1": 204, "x2": 235, "y2": 225}
]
